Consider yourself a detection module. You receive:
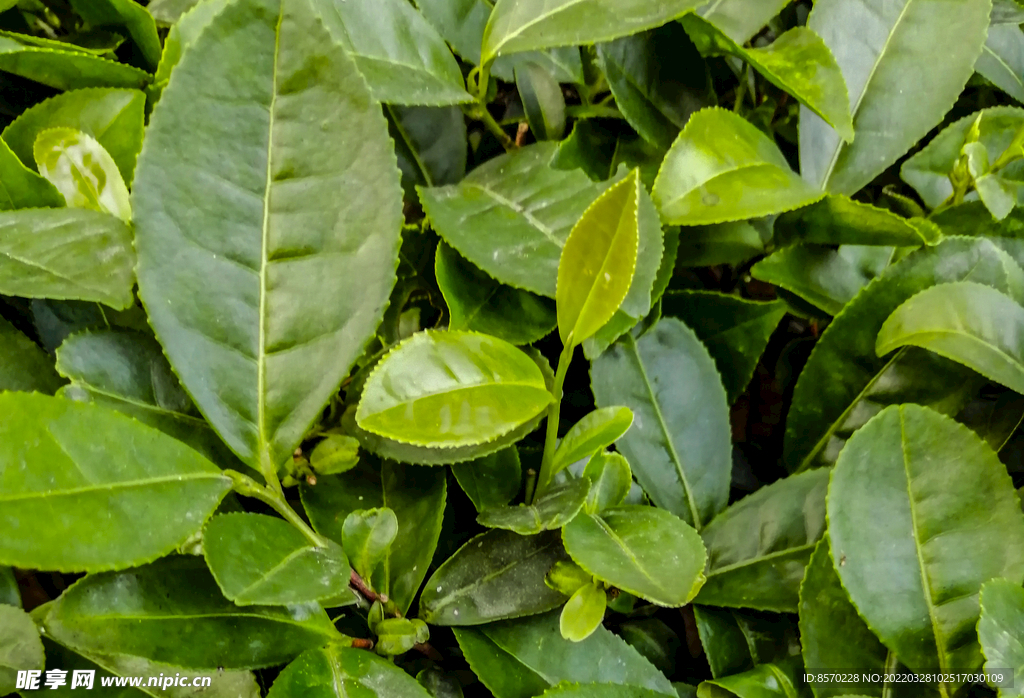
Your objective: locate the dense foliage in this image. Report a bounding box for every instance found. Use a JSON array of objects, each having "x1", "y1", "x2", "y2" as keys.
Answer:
[{"x1": 3, "y1": 0, "x2": 1024, "y2": 696}]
